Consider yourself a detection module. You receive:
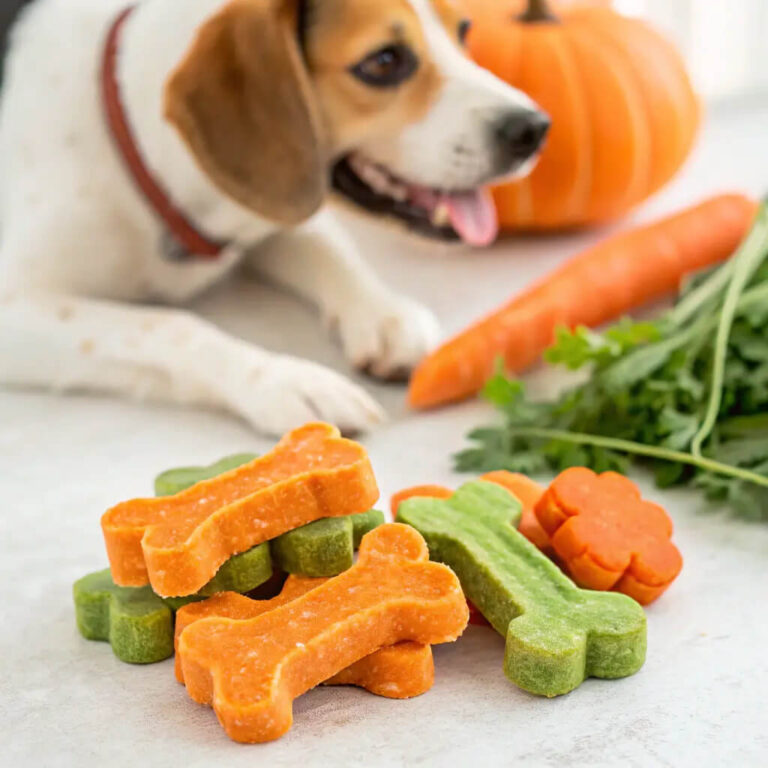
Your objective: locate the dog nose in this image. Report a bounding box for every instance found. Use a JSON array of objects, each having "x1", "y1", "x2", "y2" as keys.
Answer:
[{"x1": 495, "y1": 110, "x2": 550, "y2": 159}]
